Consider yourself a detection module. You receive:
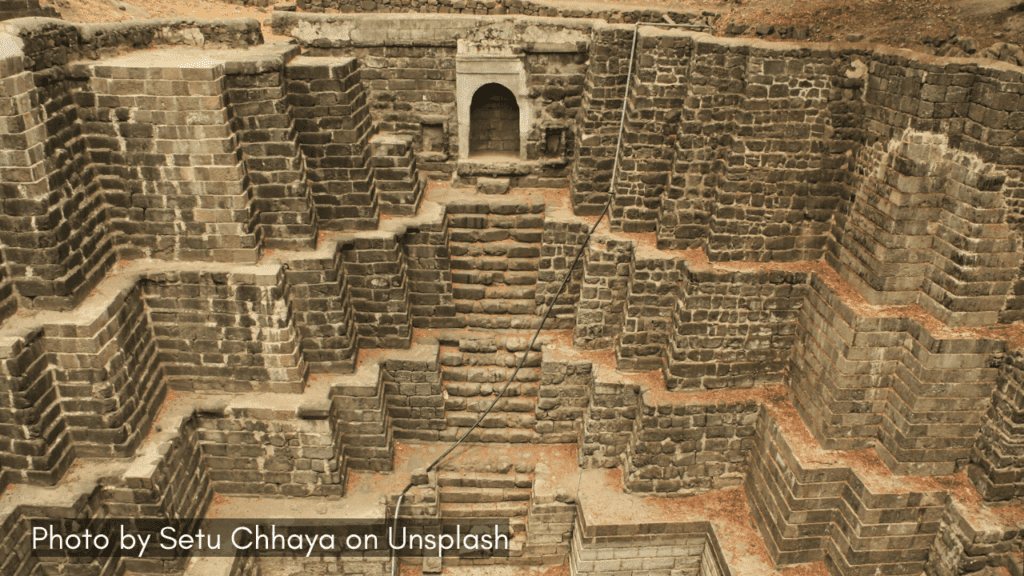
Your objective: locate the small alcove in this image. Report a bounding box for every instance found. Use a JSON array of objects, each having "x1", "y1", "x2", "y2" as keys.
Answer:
[{"x1": 468, "y1": 83, "x2": 520, "y2": 158}]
